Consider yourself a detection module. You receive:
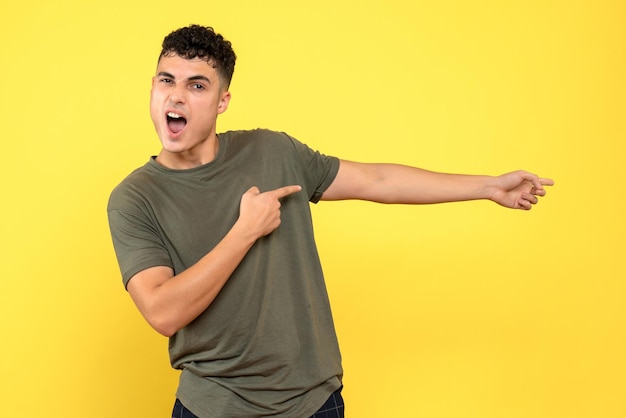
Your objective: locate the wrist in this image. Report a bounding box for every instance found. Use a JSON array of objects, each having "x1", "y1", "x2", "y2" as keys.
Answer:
[
  {"x1": 227, "y1": 220, "x2": 260, "y2": 249},
  {"x1": 481, "y1": 176, "x2": 499, "y2": 202}
]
